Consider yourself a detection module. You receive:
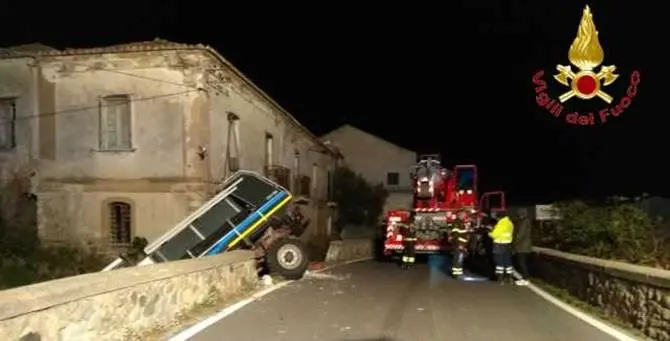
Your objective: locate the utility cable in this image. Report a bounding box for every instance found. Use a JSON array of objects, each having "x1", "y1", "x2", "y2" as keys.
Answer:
[{"x1": 0, "y1": 89, "x2": 199, "y2": 126}]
